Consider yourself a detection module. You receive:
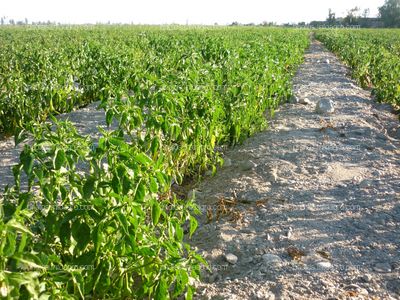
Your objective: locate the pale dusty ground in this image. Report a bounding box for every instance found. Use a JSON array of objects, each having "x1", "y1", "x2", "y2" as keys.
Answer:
[
  {"x1": 189, "y1": 41, "x2": 400, "y2": 299},
  {"x1": 0, "y1": 40, "x2": 399, "y2": 300}
]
